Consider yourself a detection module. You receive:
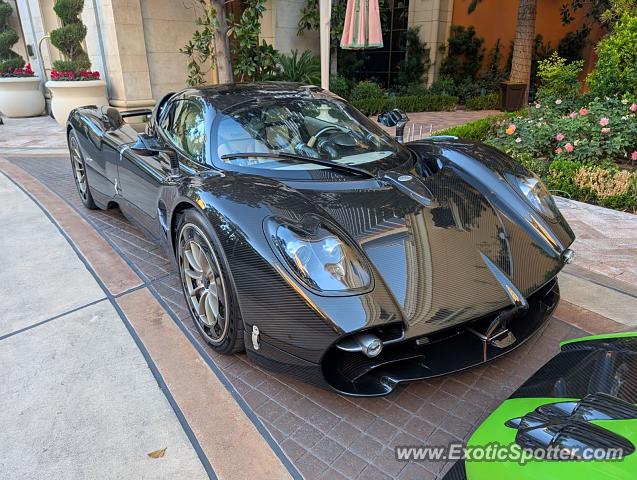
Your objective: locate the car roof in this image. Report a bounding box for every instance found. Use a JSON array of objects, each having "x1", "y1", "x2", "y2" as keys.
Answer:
[{"x1": 182, "y1": 82, "x2": 325, "y2": 111}]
